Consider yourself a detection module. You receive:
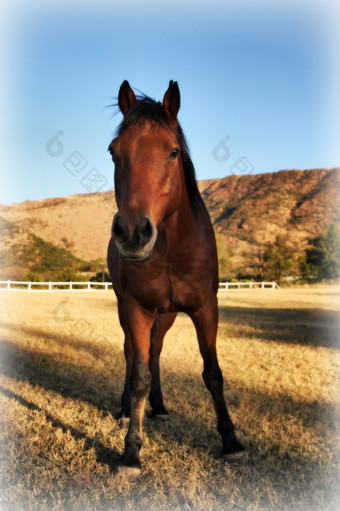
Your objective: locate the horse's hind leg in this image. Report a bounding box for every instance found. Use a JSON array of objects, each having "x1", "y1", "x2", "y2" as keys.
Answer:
[
  {"x1": 119, "y1": 312, "x2": 176, "y2": 424},
  {"x1": 149, "y1": 312, "x2": 177, "y2": 418},
  {"x1": 190, "y1": 298, "x2": 246, "y2": 464},
  {"x1": 118, "y1": 334, "x2": 133, "y2": 426}
]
